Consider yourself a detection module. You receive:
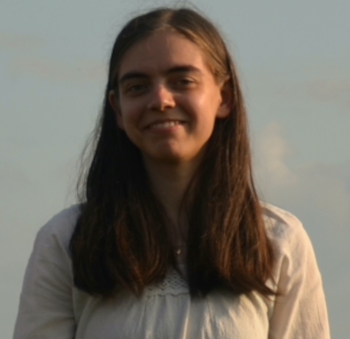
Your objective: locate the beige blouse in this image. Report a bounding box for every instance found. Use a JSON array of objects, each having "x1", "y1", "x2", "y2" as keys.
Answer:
[{"x1": 13, "y1": 204, "x2": 330, "y2": 339}]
